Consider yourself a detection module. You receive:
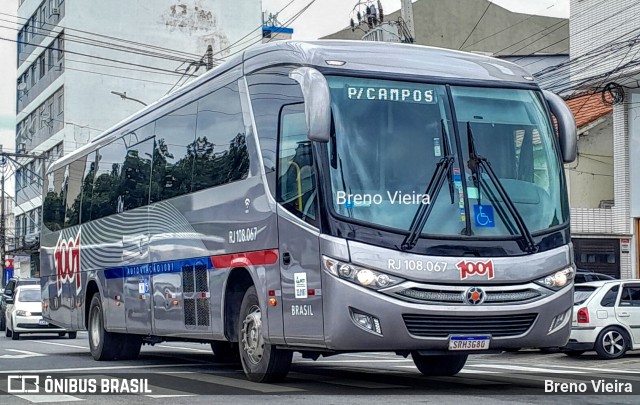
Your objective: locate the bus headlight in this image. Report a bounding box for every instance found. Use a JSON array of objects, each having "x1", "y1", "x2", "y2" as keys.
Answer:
[
  {"x1": 322, "y1": 256, "x2": 404, "y2": 290},
  {"x1": 535, "y1": 267, "x2": 575, "y2": 290}
]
